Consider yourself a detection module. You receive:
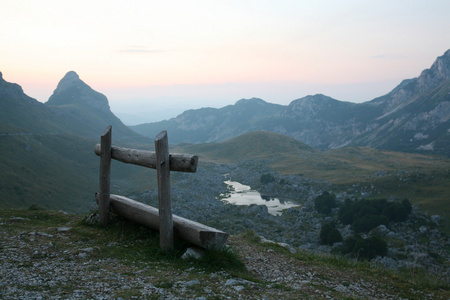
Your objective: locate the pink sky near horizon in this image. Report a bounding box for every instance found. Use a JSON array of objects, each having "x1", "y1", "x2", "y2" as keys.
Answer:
[{"x1": 1, "y1": 0, "x2": 450, "y2": 122}]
